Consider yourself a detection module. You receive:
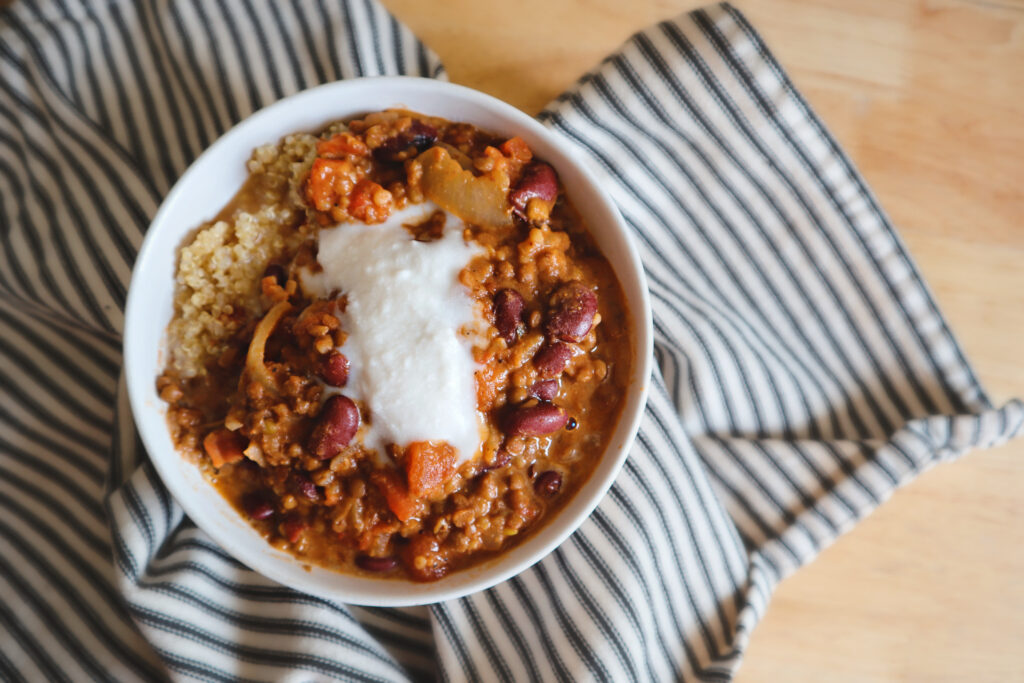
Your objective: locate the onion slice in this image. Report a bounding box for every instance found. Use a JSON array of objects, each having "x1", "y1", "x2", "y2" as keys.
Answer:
[
  {"x1": 416, "y1": 147, "x2": 512, "y2": 228},
  {"x1": 244, "y1": 300, "x2": 292, "y2": 392}
]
